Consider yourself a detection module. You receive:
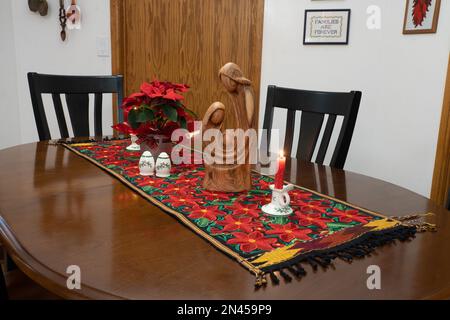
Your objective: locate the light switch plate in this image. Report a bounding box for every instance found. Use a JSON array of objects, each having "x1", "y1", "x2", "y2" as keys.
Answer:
[{"x1": 96, "y1": 36, "x2": 110, "y2": 57}]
